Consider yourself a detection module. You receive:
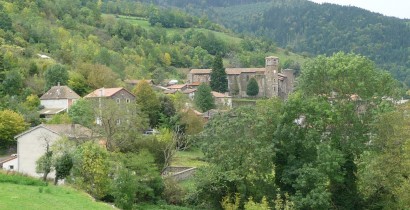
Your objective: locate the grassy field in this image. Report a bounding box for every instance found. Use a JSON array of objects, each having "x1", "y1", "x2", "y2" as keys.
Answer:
[
  {"x1": 172, "y1": 149, "x2": 207, "y2": 168},
  {"x1": 0, "y1": 183, "x2": 113, "y2": 210}
]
